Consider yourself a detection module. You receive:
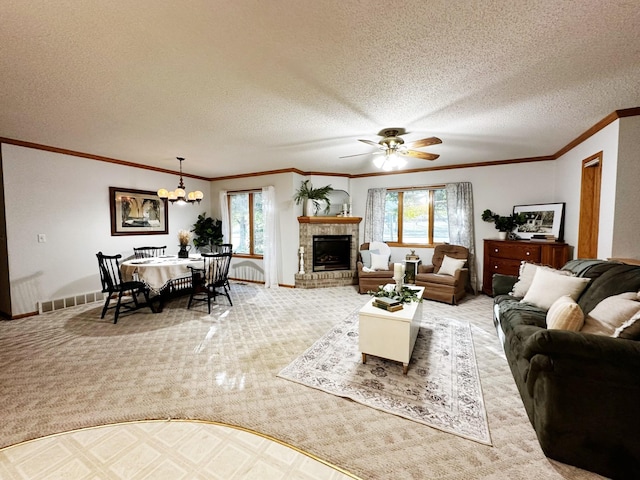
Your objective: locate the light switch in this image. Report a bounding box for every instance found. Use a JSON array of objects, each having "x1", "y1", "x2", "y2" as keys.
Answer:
[{"x1": 37, "y1": 233, "x2": 46, "y2": 243}]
